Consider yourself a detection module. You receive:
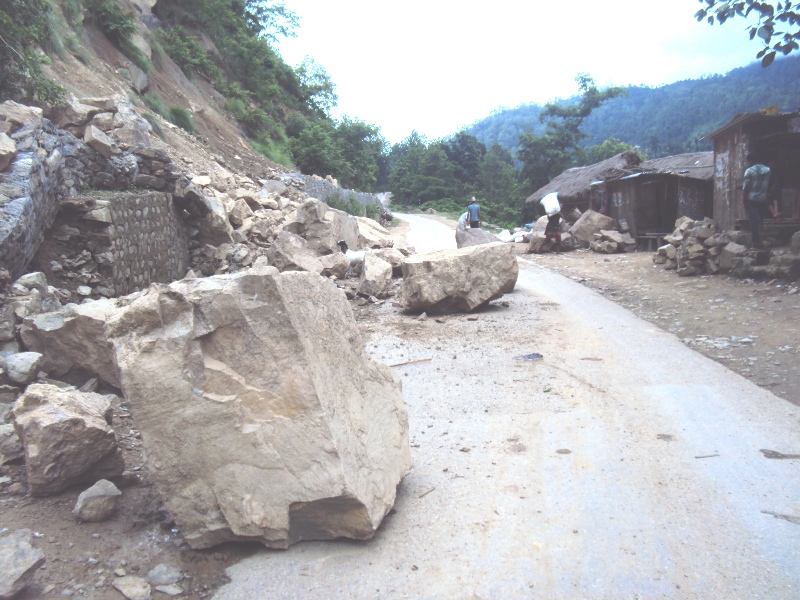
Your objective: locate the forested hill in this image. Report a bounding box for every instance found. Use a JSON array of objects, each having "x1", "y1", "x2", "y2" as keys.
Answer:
[{"x1": 465, "y1": 56, "x2": 800, "y2": 159}]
